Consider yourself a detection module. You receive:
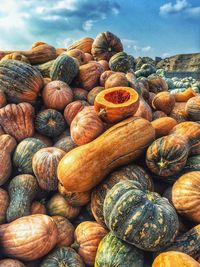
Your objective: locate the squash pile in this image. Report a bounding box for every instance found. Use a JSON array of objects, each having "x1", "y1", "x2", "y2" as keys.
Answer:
[{"x1": 0, "y1": 31, "x2": 199, "y2": 267}]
